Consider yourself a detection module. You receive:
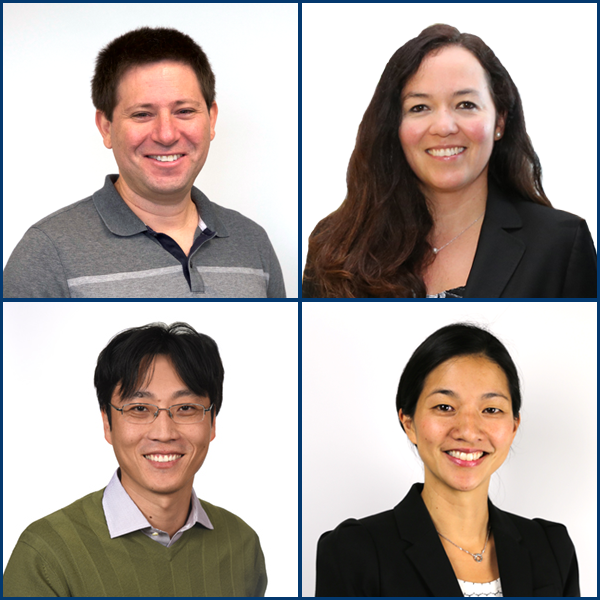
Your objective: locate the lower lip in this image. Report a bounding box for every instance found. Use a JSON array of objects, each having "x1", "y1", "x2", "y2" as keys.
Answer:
[
  {"x1": 146, "y1": 156, "x2": 185, "y2": 167},
  {"x1": 426, "y1": 149, "x2": 466, "y2": 161},
  {"x1": 144, "y1": 455, "x2": 183, "y2": 469},
  {"x1": 444, "y1": 452, "x2": 487, "y2": 467}
]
